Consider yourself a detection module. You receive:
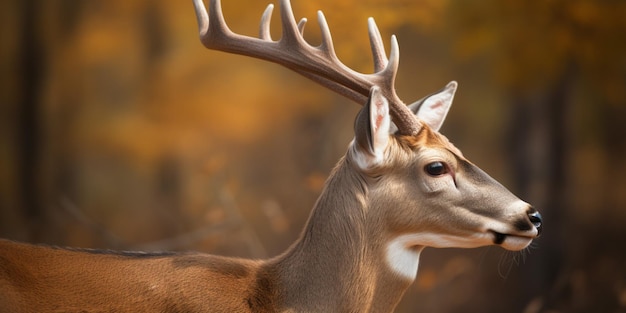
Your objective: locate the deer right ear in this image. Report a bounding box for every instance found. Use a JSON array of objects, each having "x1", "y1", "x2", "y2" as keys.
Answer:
[
  {"x1": 388, "y1": 81, "x2": 457, "y2": 134},
  {"x1": 411, "y1": 81, "x2": 457, "y2": 132},
  {"x1": 352, "y1": 87, "x2": 391, "y2": 170}
]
